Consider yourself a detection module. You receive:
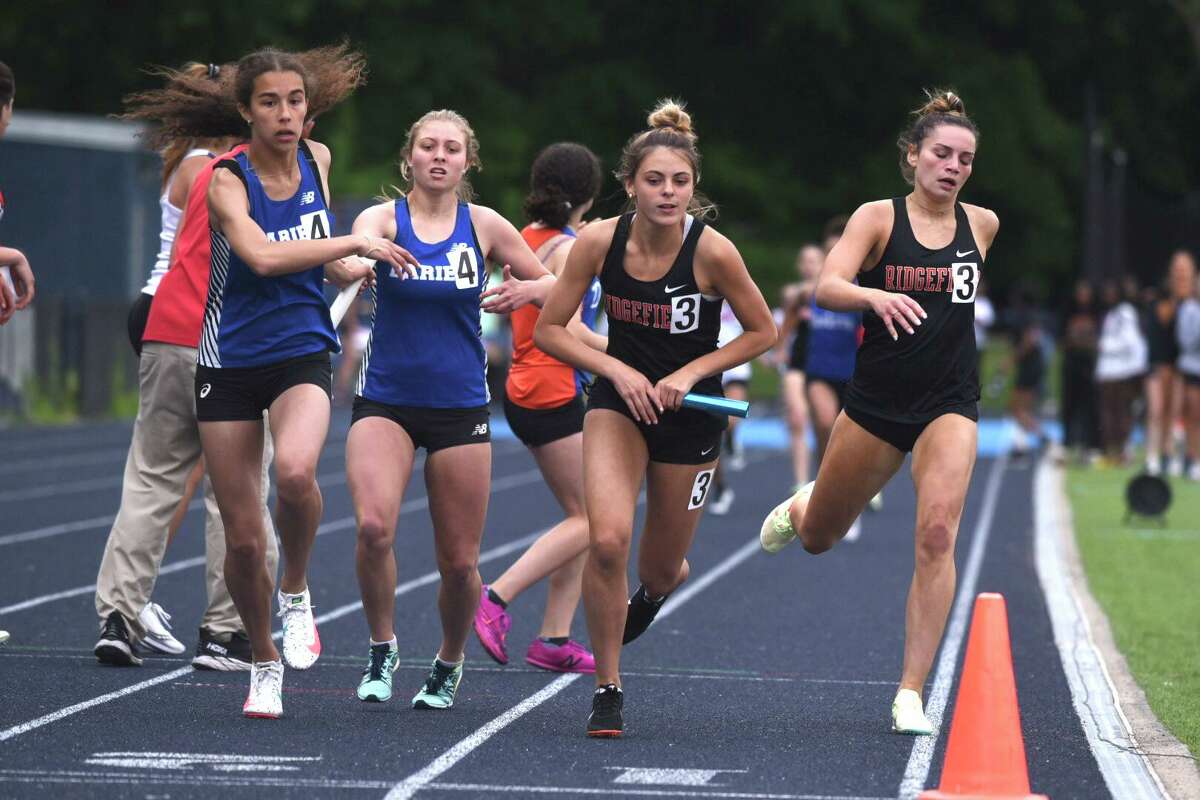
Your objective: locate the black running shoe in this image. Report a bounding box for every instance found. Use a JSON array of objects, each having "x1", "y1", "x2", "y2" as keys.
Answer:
[
  {"x1": 94, "y1": 611, "x2": 142, "y2": 666},
  {"x1": 587, "y1": 683, "x2": 624, "y2": 738},
  {"x1": 622, "y1": 585, "x2": 668, "y2": 645},
  {"x1": 192, "y1": 628, "x2": 253, "y2": 671}
]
